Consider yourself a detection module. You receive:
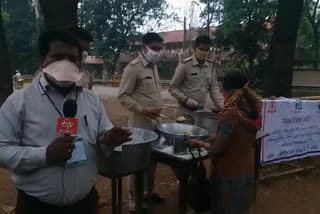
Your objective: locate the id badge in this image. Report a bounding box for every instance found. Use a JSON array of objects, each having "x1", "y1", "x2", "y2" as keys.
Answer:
[{"x1": 66, "y1": 135, "x2": 88, "y2": 167}]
